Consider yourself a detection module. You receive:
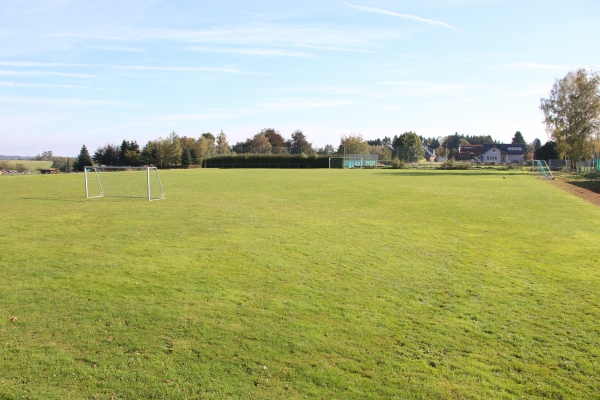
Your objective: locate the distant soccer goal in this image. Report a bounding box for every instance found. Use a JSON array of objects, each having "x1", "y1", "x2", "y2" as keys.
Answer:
[
  {"x1": 84, "y1": 166, "x2": 165, "y2": 201},
  {"x1": 329, "y1": 154, "x2": 378, "y2": 169}
]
